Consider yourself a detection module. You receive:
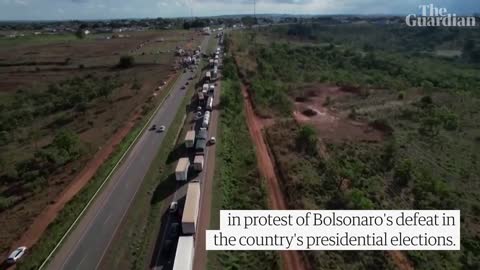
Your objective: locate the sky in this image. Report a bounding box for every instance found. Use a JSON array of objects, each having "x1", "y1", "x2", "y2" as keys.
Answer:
[{"x1": 0, "y1": 0, "x2": 479, "y2": 21}]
